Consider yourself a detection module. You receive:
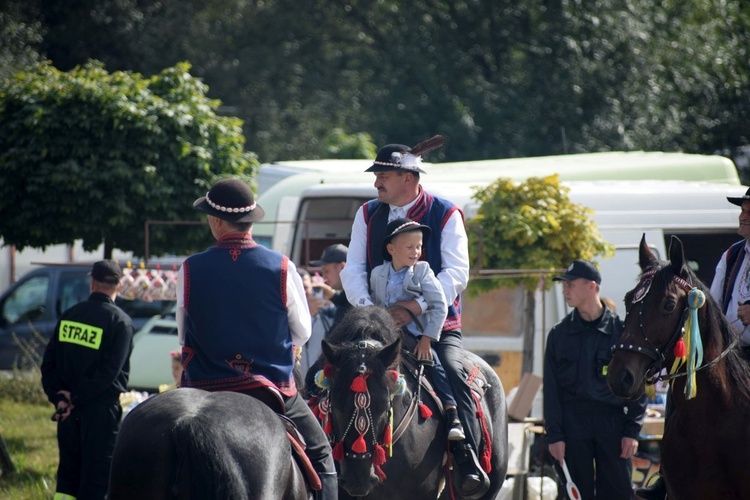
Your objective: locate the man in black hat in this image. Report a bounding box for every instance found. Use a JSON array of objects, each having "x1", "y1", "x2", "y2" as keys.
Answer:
[
  {"x1": 41, "y1": 260, "x2": 134, "y2": 500},
  {"x1": 543, "y1": 260, "x2": 646, "y2": 500},
  {"x1": 638, "y1": 187, "x2": 750, "y2": 500},
  {"x1": 709, "y1": 186, "x2": 750, "y2": 349},
  {"x1": 339, "y1": 137, "x2": 489, "y2": 498},
  {"x1": 176, "y1": 177, "x2": 338, "y2": 499}
]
